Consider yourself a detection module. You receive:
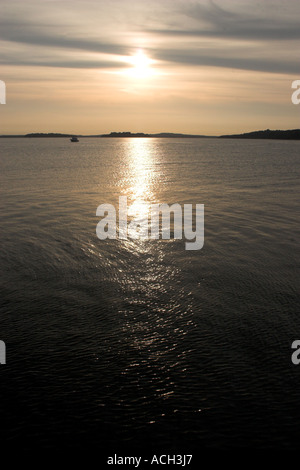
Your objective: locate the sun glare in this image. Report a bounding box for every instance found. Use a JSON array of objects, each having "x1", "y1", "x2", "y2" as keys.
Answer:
[{"x1": 128, "y1": 50, "x2": 154, "y2": 79}]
